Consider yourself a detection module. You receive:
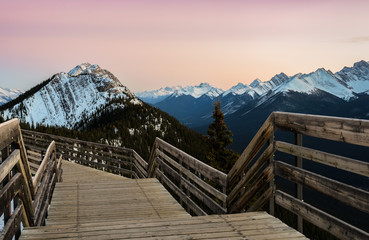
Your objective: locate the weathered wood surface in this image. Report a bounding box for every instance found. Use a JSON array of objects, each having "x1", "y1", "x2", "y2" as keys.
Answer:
[
  {"x1": 22, "y1": 130, "x2": 149, "y2": 179},
  {"x1": 19, "y1": 161, "x2": 306, "y2": 240},
  {"x1": 20, "y1": 212, "x2": 307, "y2": 240},
  {"x1": 274, "y1": 111, "x2": 369, "y2": 147},
  {"x1": 153, "y1": 138, "x2": 227, "y2": 187},
  {"x1": 275, "y1": 160, "x2": 369, "y2": 214},
  {"x1": 46, "y1": 161, "x2": 190, "y2": 225},
  {"x1": 275, "y1": 190, "x2": 369, "y2": 240},
  {"x1": 227, "y1": 114, "x2": 274, "y2": 189},
  {"x1": 275, "y1": 140, "x2": 369, "y2": 177}
]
